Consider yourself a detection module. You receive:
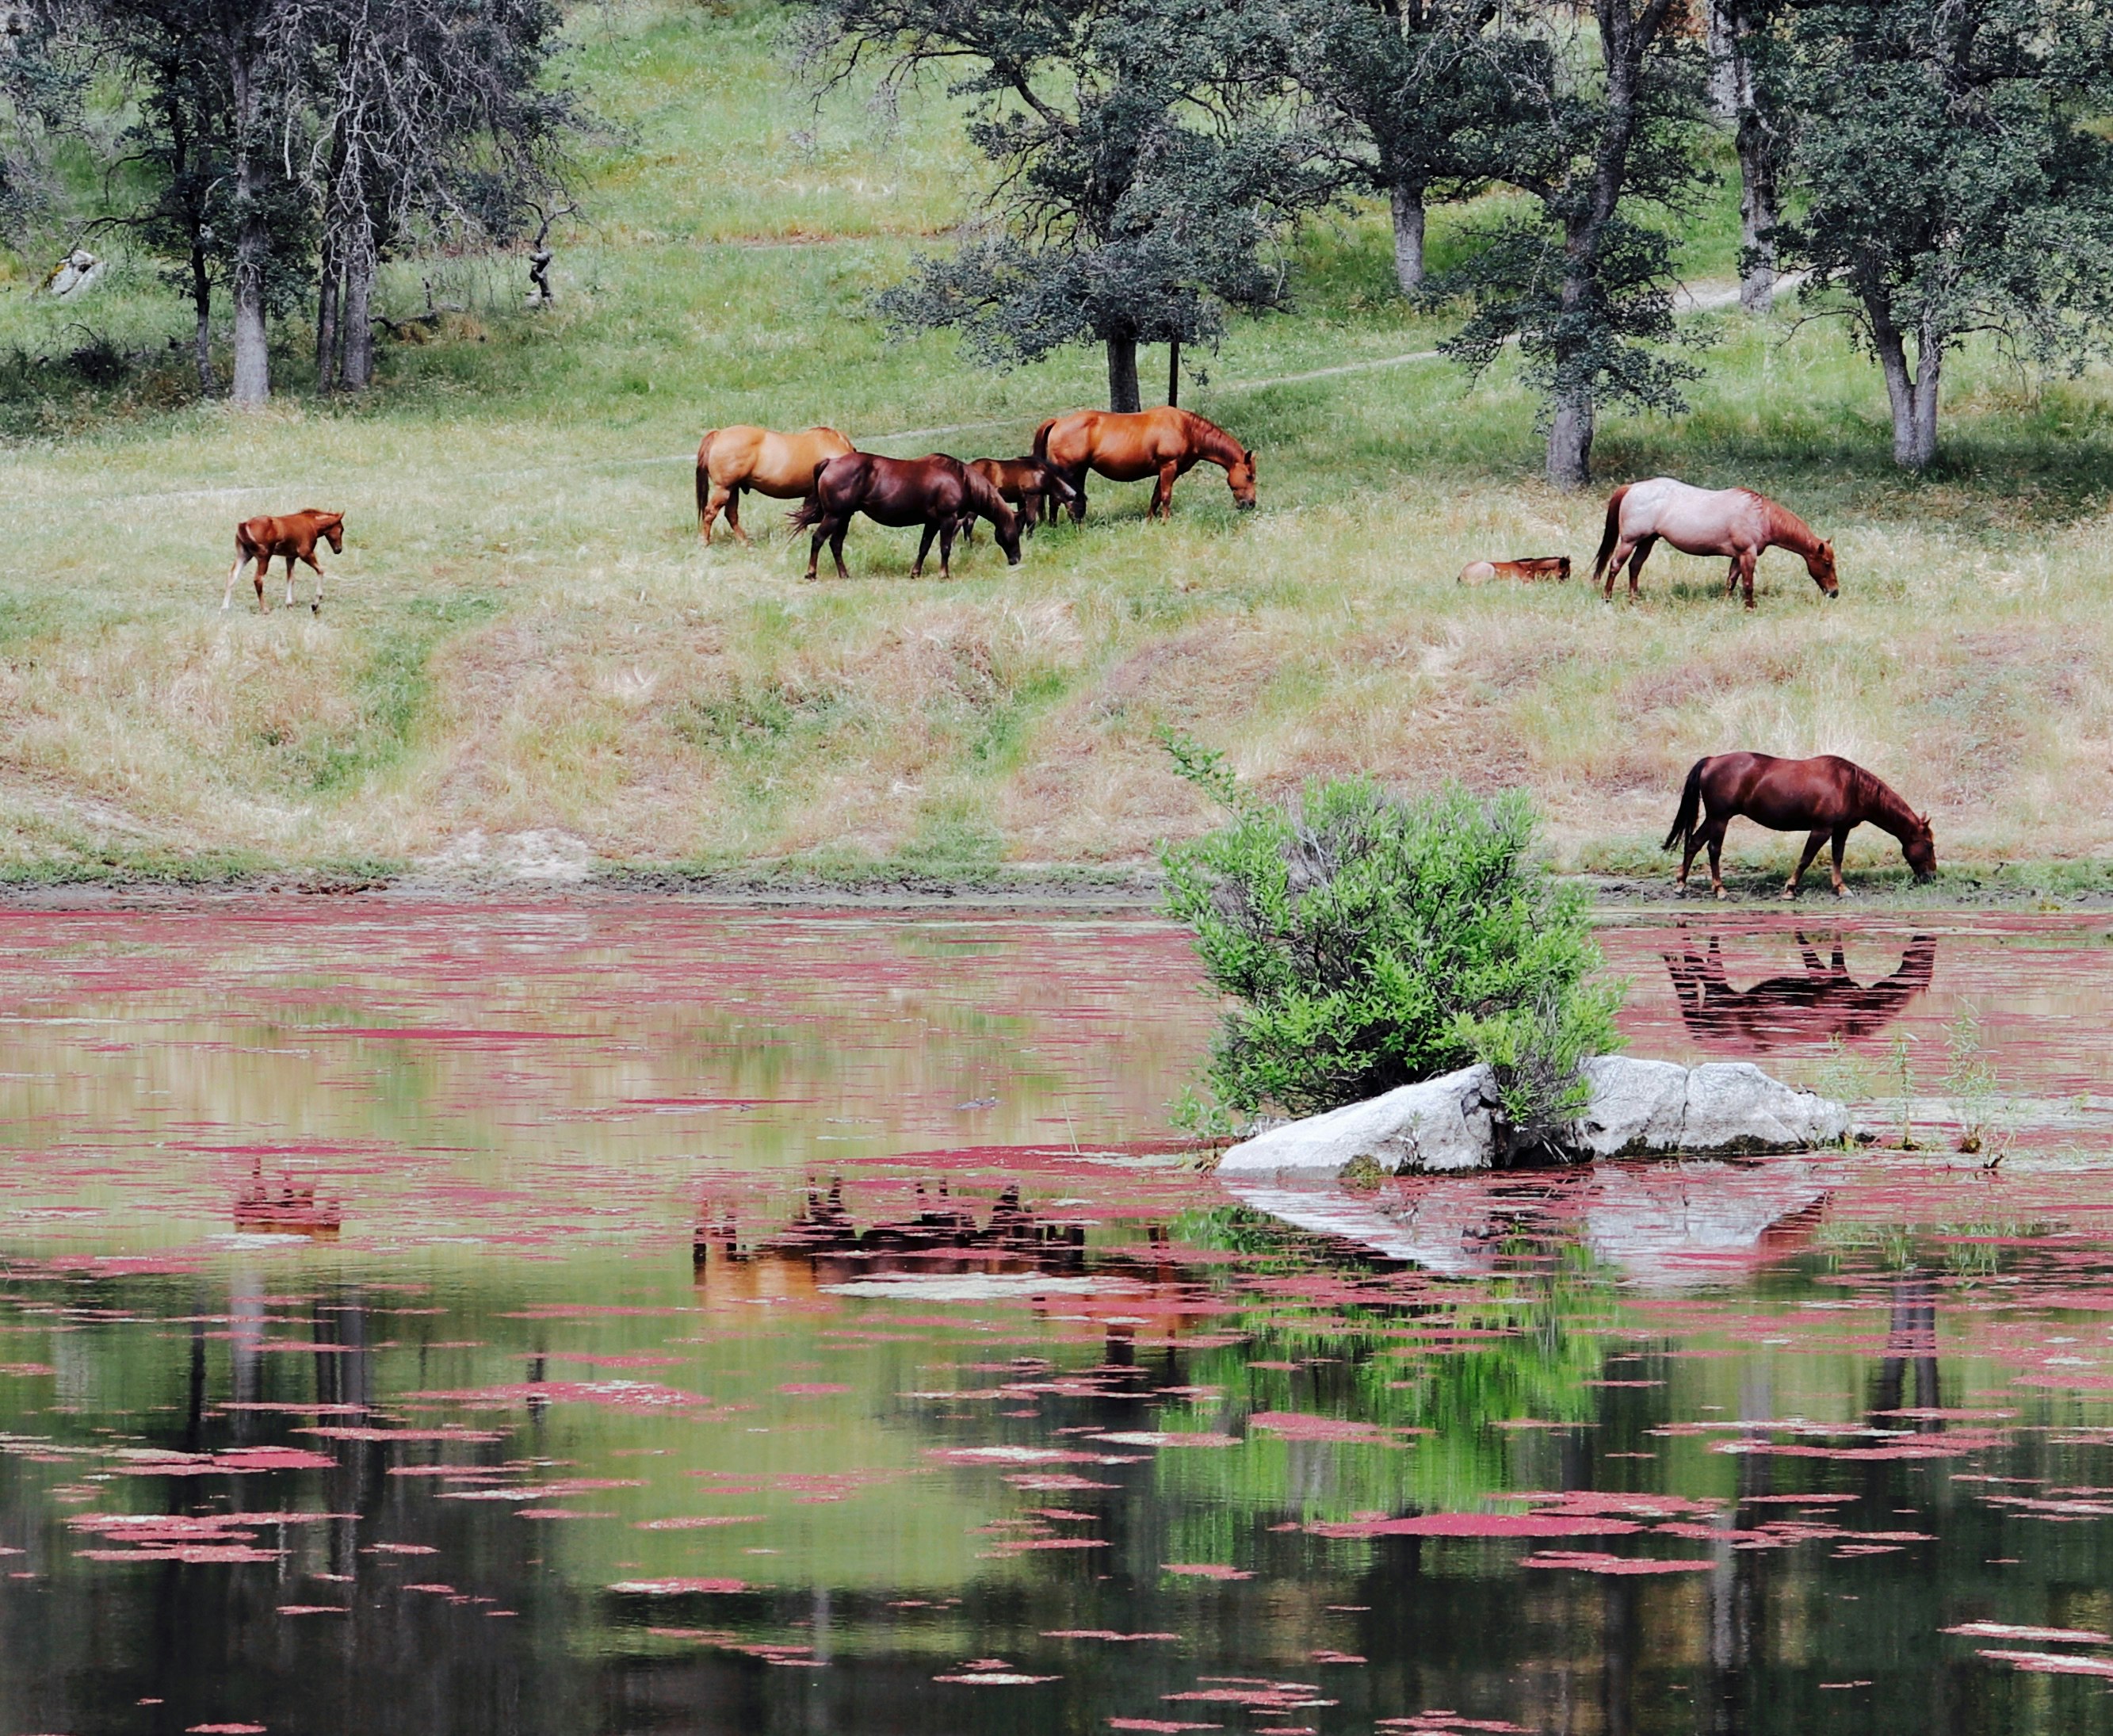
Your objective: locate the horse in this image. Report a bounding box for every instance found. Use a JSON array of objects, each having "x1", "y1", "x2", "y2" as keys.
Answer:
[
  {"x1": 696, "y1": 424, "x2": 854, "y2": 545},
  {"x1": 1592, "y1": 478, "x2": 1838, "y2": 609},
  {"x1": 224, "y1": 510, "x2": 346, "y2": 614},
  {"x1": 1663, "y1": 752, "x2": 1935, "y2": 900},
  {"x1": 1664, "y1": 932, "x2": 1936, "y2": 1049},
  {"x1": 1458, "y1": 556, "x2": 1570, "y2": 585},
  {"x1": 787, "y1": 453, "x2": 1021, "y2": 583},
  {"x1": 960, "y1": 457, "x2": 1077, "y2": 543},
  {"x1": 1031, "y1": 406, "x2": 1255, "y2": 522}
]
